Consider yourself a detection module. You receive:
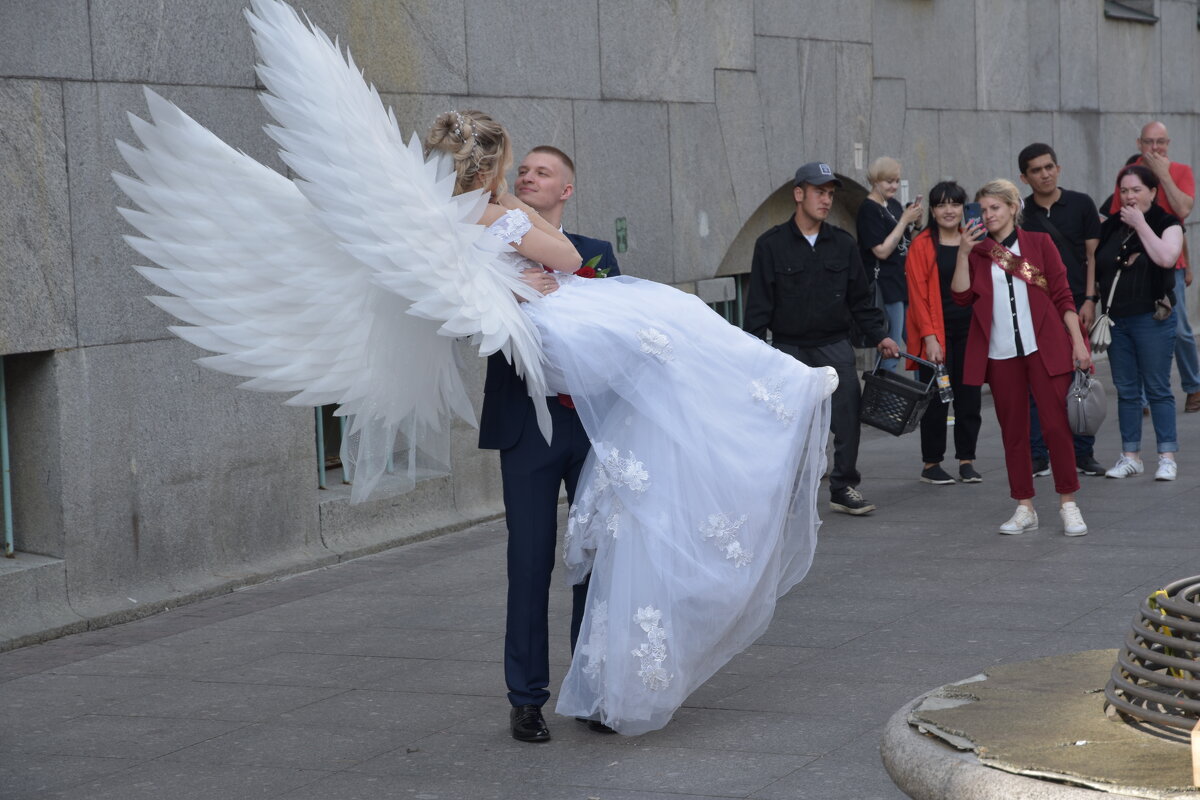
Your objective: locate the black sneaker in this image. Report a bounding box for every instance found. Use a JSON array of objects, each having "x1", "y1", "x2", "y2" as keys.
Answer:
[
  {"x1": 958, "y1": 463, "x2": 983, "y2": 483},
  {"x1": 830, "y1": 486, "x2": 876, "y2": 515},
  {"x1": 920, "y1": 465, "x2": 956, "y2": 485},
  {"x1": 1076, "y1": 455, "x2": 1104, "y2": 476},
  {"x1": 1031, "y1": 458, "x2": 1051, "y2": 477}
]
